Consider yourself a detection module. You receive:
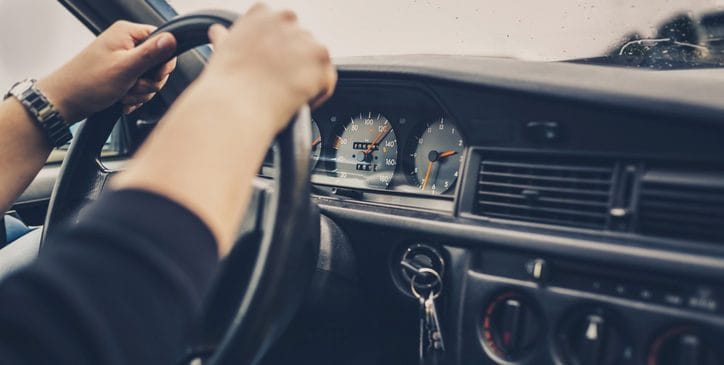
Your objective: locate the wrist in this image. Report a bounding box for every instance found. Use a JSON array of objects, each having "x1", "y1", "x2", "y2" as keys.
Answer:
[
  {"x1": 192, "y1": 72, "x2": 291, "y2": 138},
  {"x1": 37, "y1": 75, "x2": 80, "y2": 124},
  {"x1": 197, "y1": 69, "x2": 302, "y2": 134}
]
